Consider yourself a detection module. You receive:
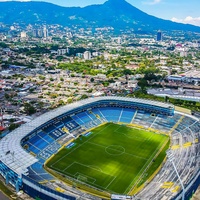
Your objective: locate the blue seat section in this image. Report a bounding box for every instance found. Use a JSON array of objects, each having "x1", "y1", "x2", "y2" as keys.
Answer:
[
  {"x1": 32, "y1": 138, "x2": 49, "y2": 150},
  {"x1": 38, "y1": 131, "x2": 54, "y2": 143},
  {"x1": 28, "y1": 134, "x2": 41, "y2": 144},
  {"x1": 43, "y1": 124, "x2": 57, "y2": 133},
  {"x1": 177, "y1": 116, "x2": 196, "y2": 131},
  {"x1": 27, "y1": 134, "x2": 49, "y2": 150},
  {"x1": 54, "y1": 121, "x2": 64, "y2": 128},
  {"x1": 48, "y1": 129, "x2": 65, "y2": 140},
  {"x1": 76, "y1": 112, "x2": 93, "y2": 124},
  {"x1": 175, "y1": 116, "x2": 196, "y2": 133},
  {"x1": 119, "y1": 108, "x2": 136, "y2": 123},
  {"x1": 62, "y1": 116, "x2": 72, "y2": 124},
  {"x1": 64, "y1": 119, "x2": 79, "y2": 132},
  {"x1": 133, "y1": 111, "x2": 157, "y2": 127},
  {"x1": 27, "y1": 144, "x2": 40, "y2": 154},
  {"x1": 92, "y1": 108, "x2": 107, "y2": 119},
  {"x1": 28, "y1": 162, "x2": 53, "y2": 182},
  {"x1": 152, "y1": 113, "x2": 182, "y2": 132},
  {"x1": 86, "y1": 110, "x2": 96, "y2": 120},
  {"x1": 98, "y1": 107, "x2": 122, "y2": 122},
  {"x1": 71, "y1": 114, "x2": 85, "y2": 125},
  {"x1": 38, "y1": 142, "x2": 61, "y2": 160}
]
